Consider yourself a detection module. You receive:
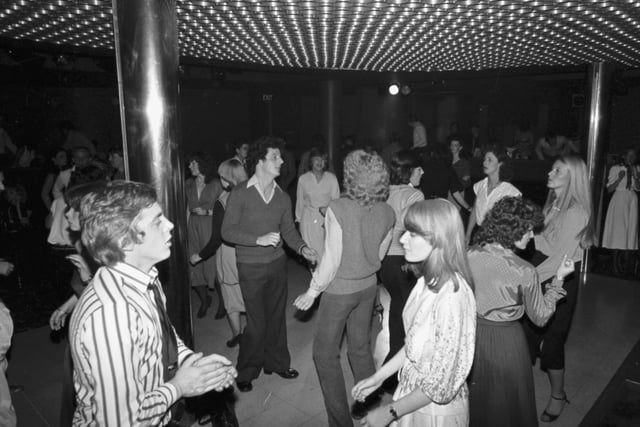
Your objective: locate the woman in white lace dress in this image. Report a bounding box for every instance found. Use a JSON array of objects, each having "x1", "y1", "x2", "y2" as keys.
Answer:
[{"x1": 353, "y1": 199, "x2": 476, "y2": 427}]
